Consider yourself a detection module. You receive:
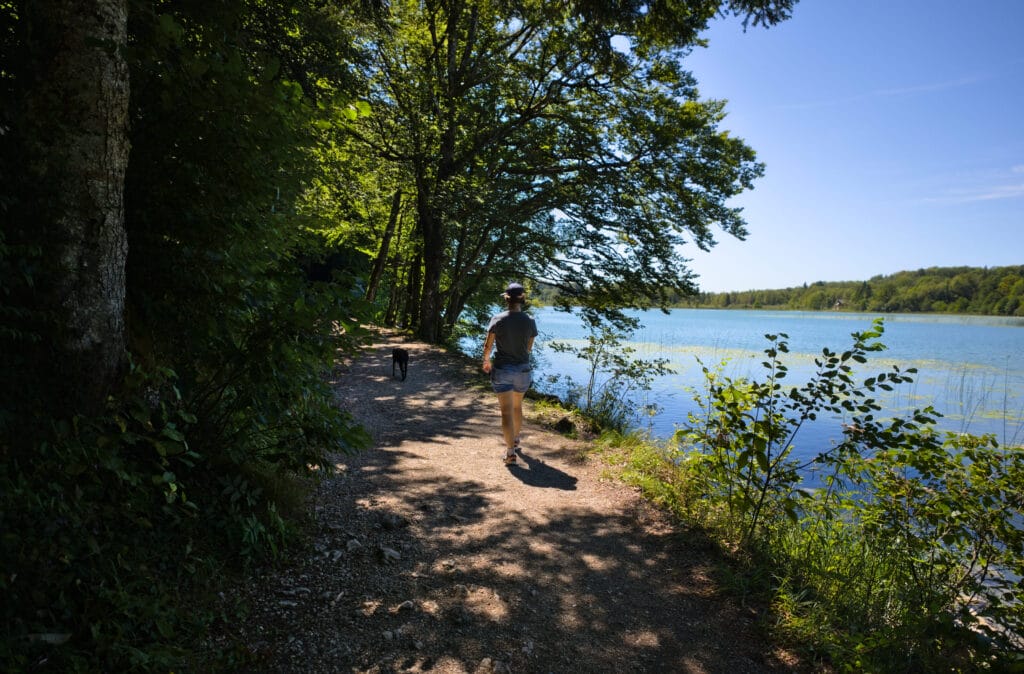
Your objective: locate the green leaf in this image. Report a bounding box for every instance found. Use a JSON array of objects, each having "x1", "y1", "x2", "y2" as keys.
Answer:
[
  {"x1": 155, "y1": 617, "x2": 175, "y2": 638},
  {"x1": 162, "y1": 425, "x2": 185, "y2": 442}
]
